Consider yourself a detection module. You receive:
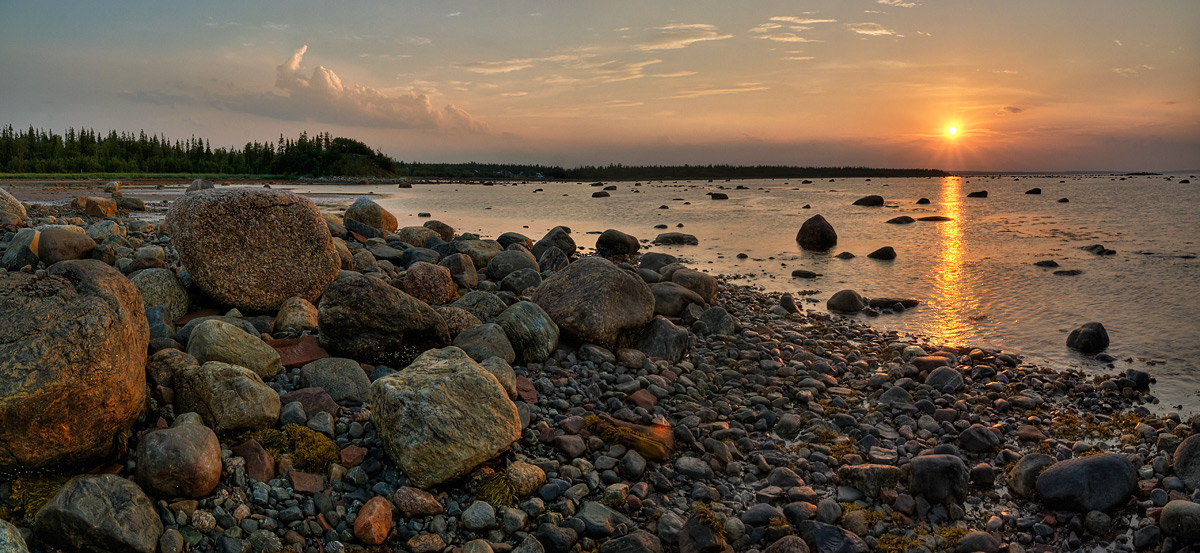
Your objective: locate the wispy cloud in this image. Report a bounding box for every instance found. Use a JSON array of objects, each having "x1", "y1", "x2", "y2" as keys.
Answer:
[
  {"x1": 263, "y1": 22, "x2": 289, "y2": 31},
  {"x1": 847, "y1": 23, "x2": 901, "y2": 37},
  {"x1": 770, "y1": 16, "x2": 838, "y2": 25},
  {"x1": 447, "y1": 12, "x2": 461, "y2": 17},
  {"x1": 665, "y1": 85, "x2": 769, "y2": 99},
  {"x1": 650, "y1": 71, "x2": 698, "y2": 78},
  {"x1": 500, "y1": 92, "x2": 528, "y2": 97},
  {"x1": 634, "y1": 23, "x2": 732, "y2": 51},
  {"x1": 208, "y1": 45, "x2": 487, "y2": 133},
  {"x1": 455, "y1": 59, "x2": 538, "y2": 74},
  {"x1": 996, "y1": 106, "x2": 1025, "y2": 116},
  {"x1": 605, "y1": 100, "x2": 644, "y2": 108},
  {"x1": 783, "y1": 56, "x2": 815, "y2": 61},
  {"x1": 877, "y1": 0, "x2": 919, "y2": 7},
  {"x1": 750, "y1": 16, "x2": 834, "y2": 42},
  {"x1": 1113, "y1": 64, "x2": 1152, "y2": 77}
]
